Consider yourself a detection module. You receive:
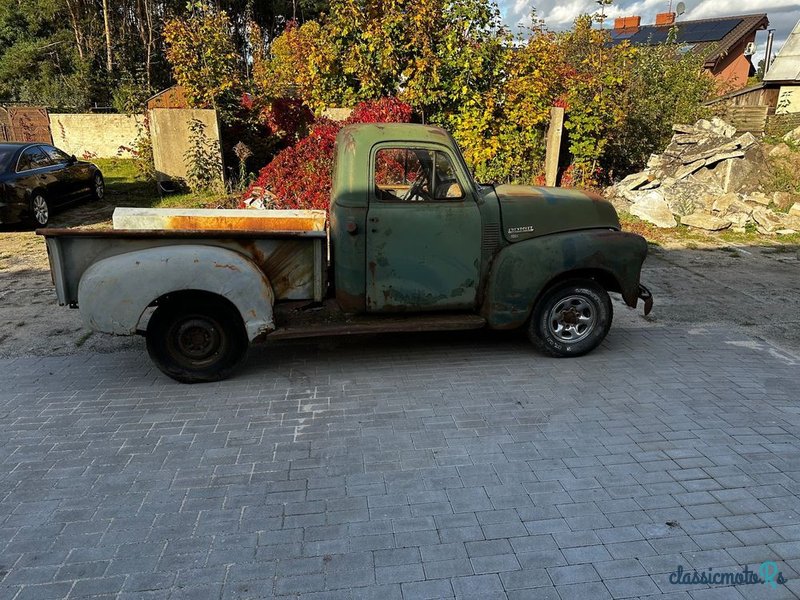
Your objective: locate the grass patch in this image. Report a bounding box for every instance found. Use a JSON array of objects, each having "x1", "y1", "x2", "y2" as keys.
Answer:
[{"x1": 93, "y1": 158, "x2": 236, "y2": 210}]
